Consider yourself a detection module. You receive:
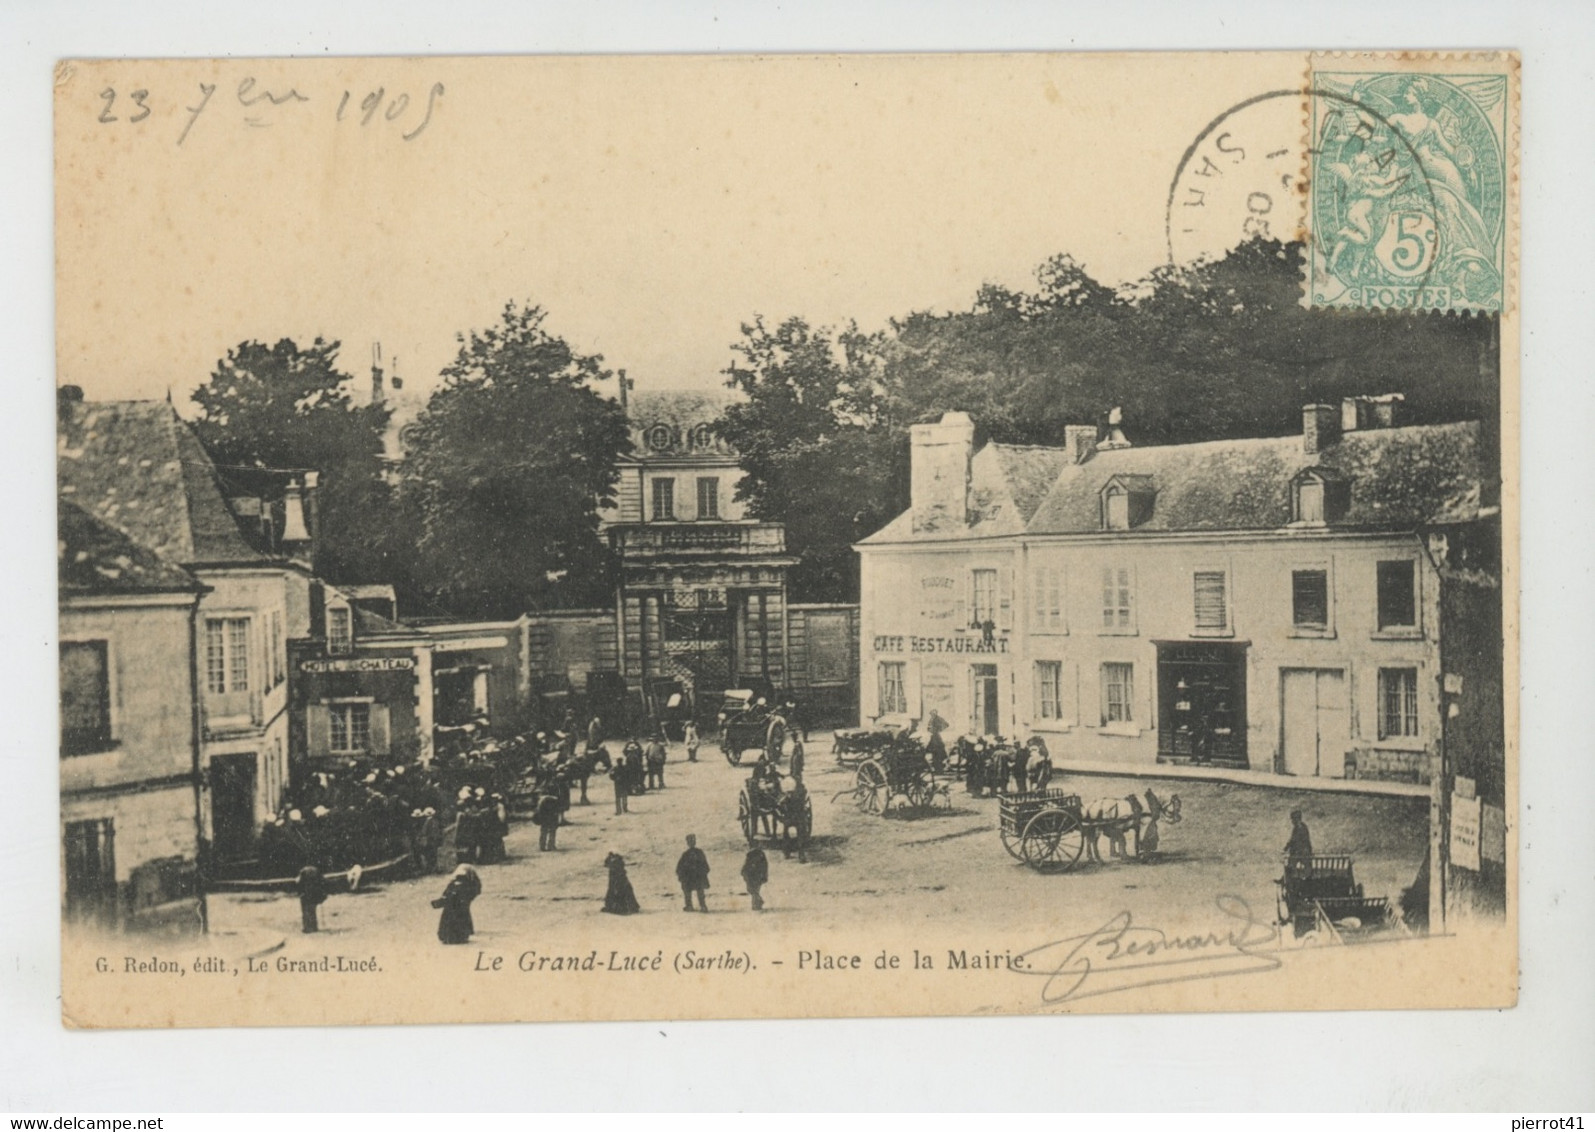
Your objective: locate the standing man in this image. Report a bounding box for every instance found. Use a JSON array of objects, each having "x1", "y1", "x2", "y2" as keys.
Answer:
[
  {"x1": 1285, "y1": 809, "x2": 1313, "y2": 869},
  {"x1": 1011, "y1": 740, "x2": 1031, "y2": 798},
  {"x1": 676, "y1": 834, "x2": 710, "y2": 913},
  {"x1": 624, "y1": 736, "x2": 646, "y2": 796},
  {"x1": 535, "y1": 787, "x2": 561, "y2": 852},
  {"x1": 606, "y1": 747, "x2": 629, "y2": 815},
  {"x1": 646, "y1": 732, "x2": 668, "y2": 790},
  {"x1": 789, "y1": 735, "x2": 806, "y2": 782},
  {"x1": 587, "y1": 713, "x2": 603, "y2": 755},
  {"x1": 741, "y1": 847, "x2": 770, "y2": 911},
  {"x1": 296, "y1": 865, "x2": 327, "y2": 934}
]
